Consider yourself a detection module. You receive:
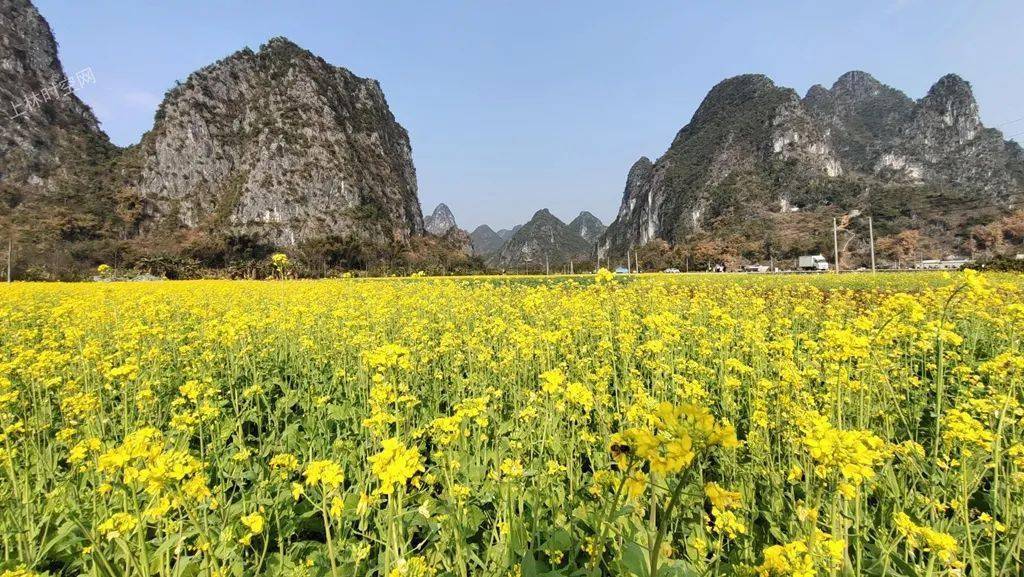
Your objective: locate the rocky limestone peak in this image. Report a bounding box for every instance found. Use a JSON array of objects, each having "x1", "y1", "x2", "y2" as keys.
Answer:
[
  {"x1": 262, "y1": 36, "x2": 304, "y2": 55},
  {"x1": 887, "y1": 73, "x2": 1015, "y2": 194},
  {"x1": 830, "y1": 70, "x2": 885, "y2": 99},
  {"x1": 602, "y1": 73, "x2": 848, "y2": 257},
  {"x1": 493, "y1": 208, "x2": 593, "y2": 268},
  {"x1": 567, "y1": 211, "x2": 606, "y2": 244},
  {"x1": 603, "y1": 70, "x2": 1024, "y2": 262},
  {"x1": 424, "y1": 203, "x2": 458, "y2": 235},
  {"x1": 918, "y1": 73, "x2": 981, "y2": 135},
  {"x1": 627, "y1": 156, "x2": 654, "y2": 180},
  {"x1": 130, "y1": 35, "x2": 422, "y2": 246},
  {"x1": 0, "y1": 0, "x2": 101, "y2": 130},
  {"x1": 686, "y1": 74, "x2": 795, "y2": 131},
  {"x1": 0, "y1": 0, "x2": 122, "y2": 278},
  {"x1": 496, "y1": 225, "x2": 520, "y2": 241},
  {"x1": 0, "y1": 0, "x2": 111, "y2": 183},
  {"x1": 469, "y1": 224, "x2": 504, "y2": 256},
  {"x1": 804, "y1": 72, "x2": 915, "y2": 173},
  {"x1": 803, "y1": 84, "x2": 832, "y2": 108}
]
